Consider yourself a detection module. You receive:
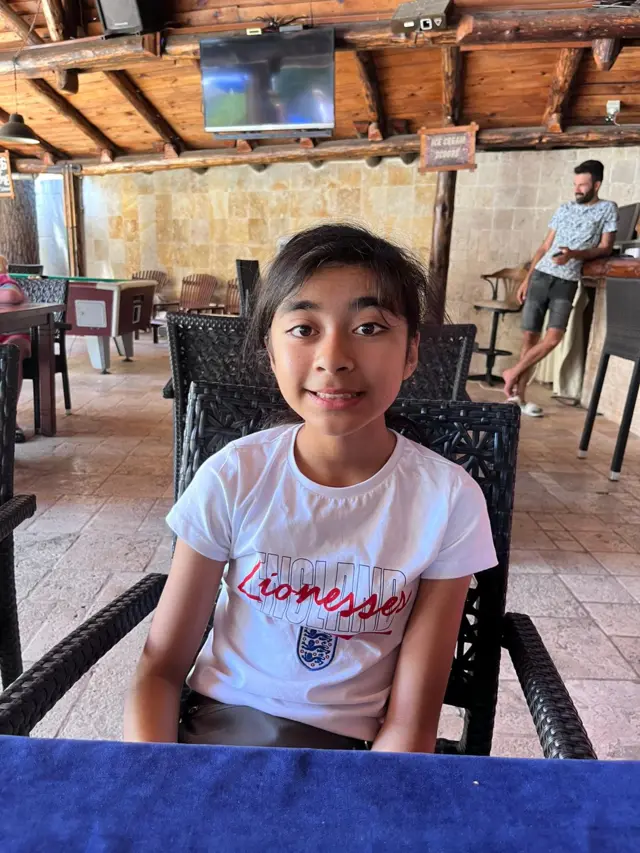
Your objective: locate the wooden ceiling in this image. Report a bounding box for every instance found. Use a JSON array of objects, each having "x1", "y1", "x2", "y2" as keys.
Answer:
[{"x1": 0, "y1": 1, "x2": 639, "y2": 174}]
